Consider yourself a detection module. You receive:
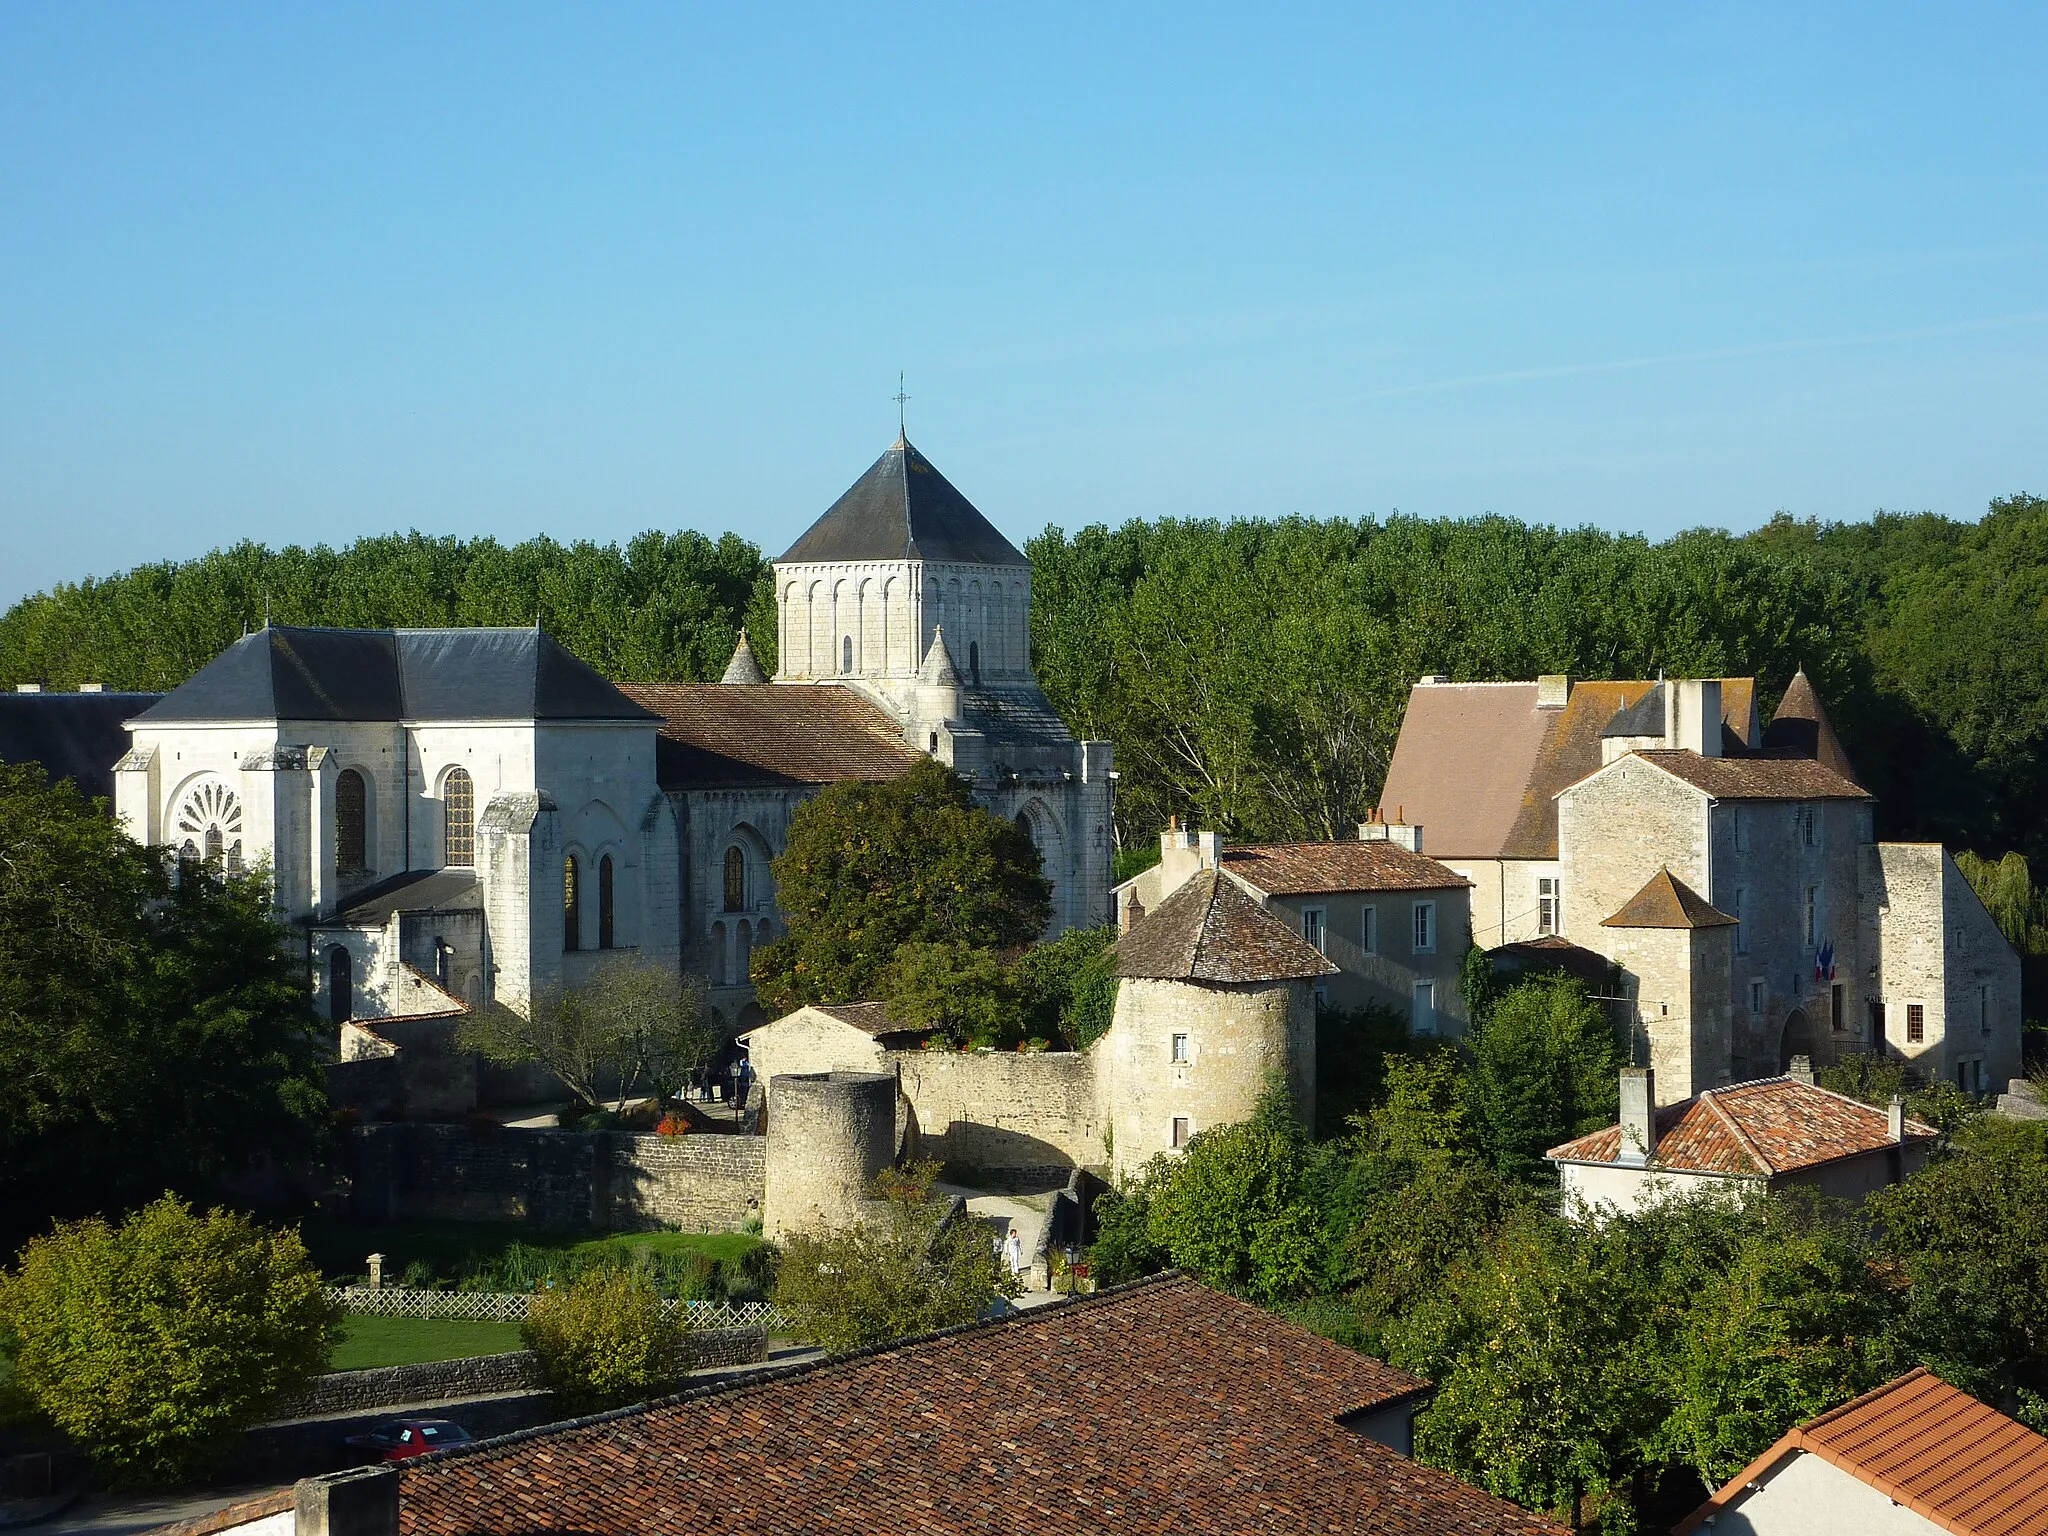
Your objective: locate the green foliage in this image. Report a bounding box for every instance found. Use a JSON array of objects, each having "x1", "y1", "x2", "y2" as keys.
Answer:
[
  {"x1": 1468, "y1": 974, "x2": 1624, "y2": 1182},
  {"x1": 1010, "y1": 925, "x2": 1119, "y2": 1050},
  {"x1": 0, "y1": 530, "x2": 769, "y2": 693},
  {"x1": 0, "y1": 1196, "x2": 335, "y2": 1486},
  {"x1": 1084, "y1": 1180, "x2": 1169, "y2": 1286},
  {"x1": 1816, "y1": 1054, "x2": 1984, "y2": 1144},
  {"x1": 460, "y1": 956, "x2": 711, "y2": 1114},
  {"x1": 1312, "y1": 1002, "x2": 1413, "y2": 1131},
  {"x1": 1955, "y1": 850, "x2": 2048, "y2": 952},
  {"x1": 751, "y1": 758, "x2": 1052, "y2": 1012},
  {"x1": 1356, "y1": 1048, "x2": 1477, "y2": 1164},
  {"x1": 1458, "y1": 944, "x2": 1500, "y2": 1027},
  {"x1": 881, "y1": 941, "x2": 1020, "y2": 1048},
  {"x1": 773, "y1": 1162, "x2": 1019, "y2": 1352},
  {"x1": 0, "y1": 763, "x2": 327, "y2": 1246},
  {"x1": 520, "y1": 1266, "x2": 686, "y2": 1414}
]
